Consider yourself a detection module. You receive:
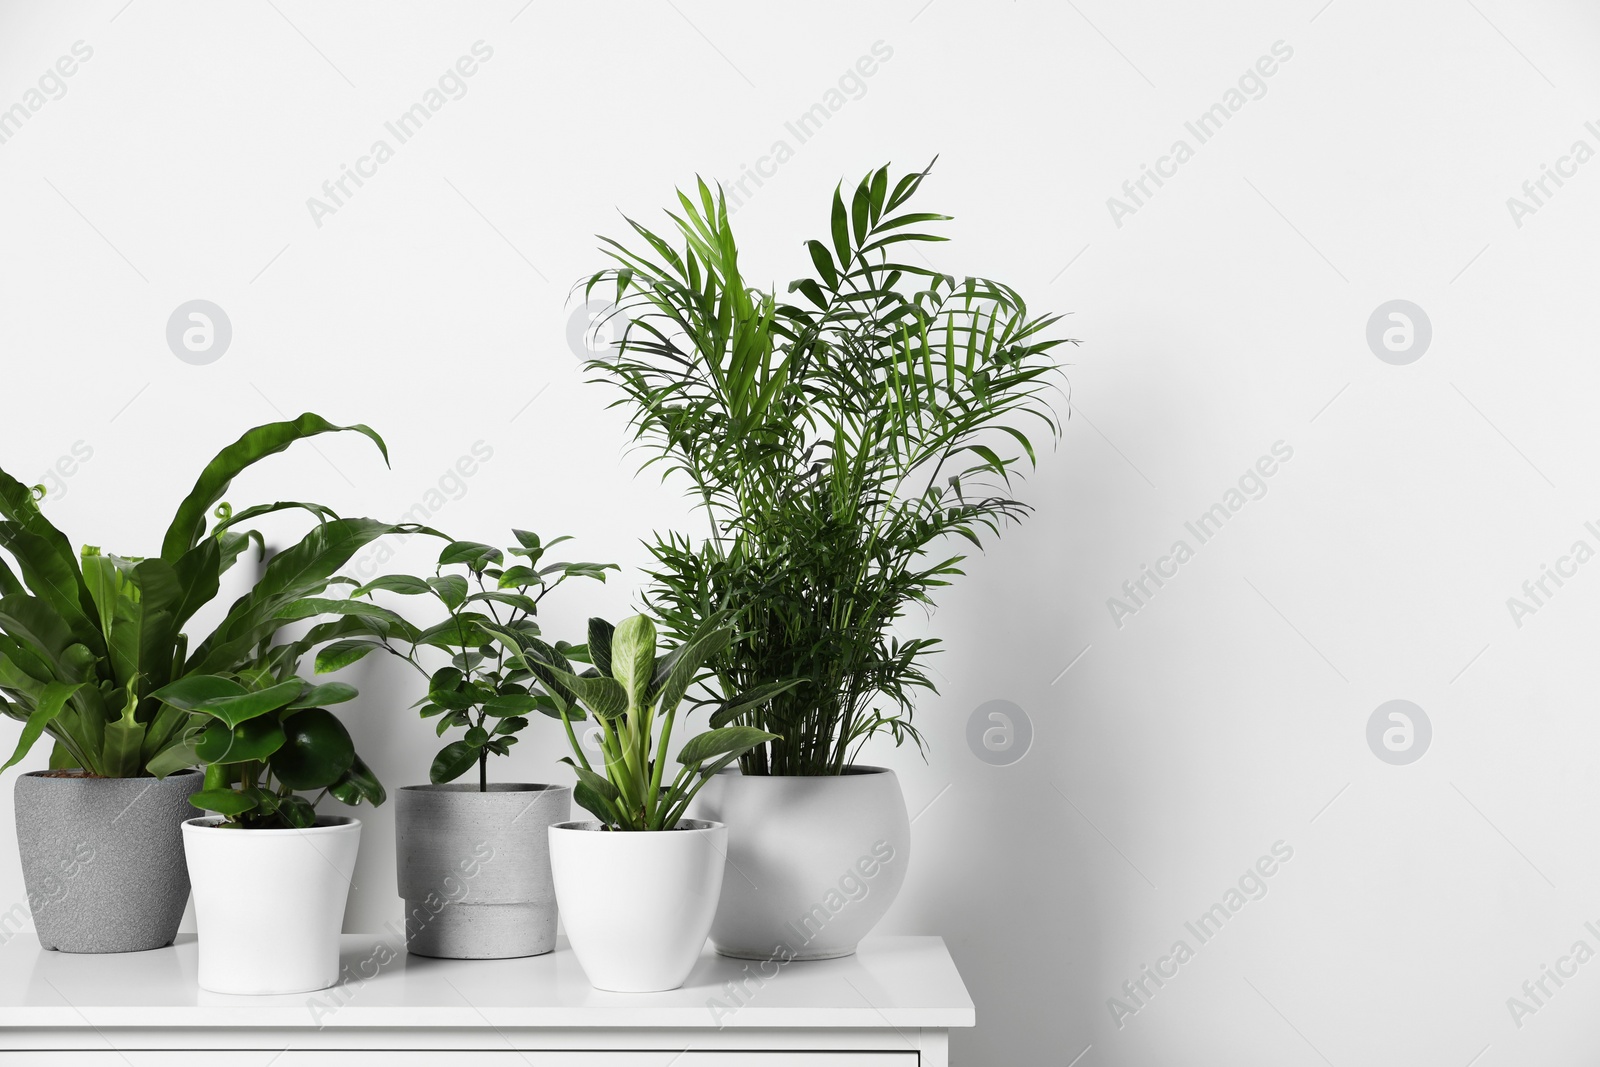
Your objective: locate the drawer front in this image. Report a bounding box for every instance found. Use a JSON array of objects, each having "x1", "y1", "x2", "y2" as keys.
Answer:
[{"x1": 3, "y1": 1053, "x2": 919, "y2": 1066}]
